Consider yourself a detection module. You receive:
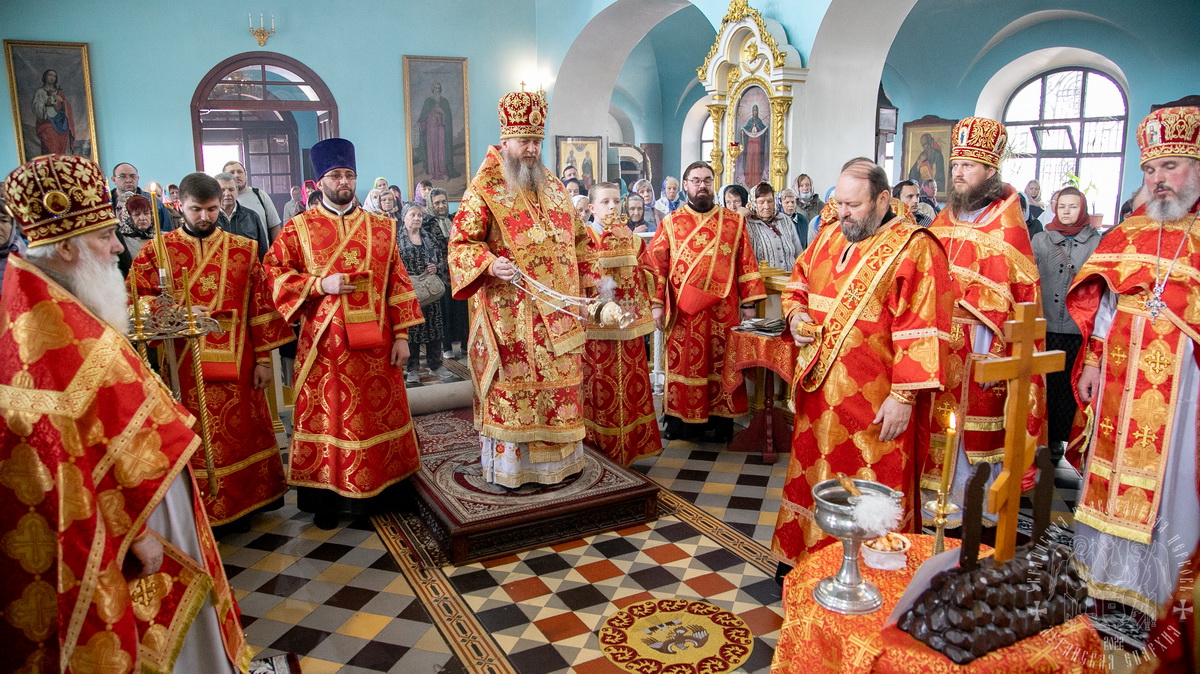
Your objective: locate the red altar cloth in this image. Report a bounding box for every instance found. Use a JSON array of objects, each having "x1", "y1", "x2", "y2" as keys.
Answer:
[
  {"x1": 721, "y1": 328, "x2": 798, "y2": 390},
  {"x1": 721, "y1": 328, "x2": 797, "y2": 462},
  {"x1": 771, "y1": 534, "x2": 1108, "y2": 674}
]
